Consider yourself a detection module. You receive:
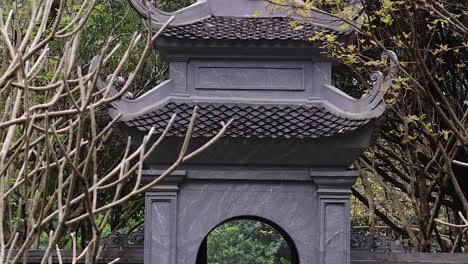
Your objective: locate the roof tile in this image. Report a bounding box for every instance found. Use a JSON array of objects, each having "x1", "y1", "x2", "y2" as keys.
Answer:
[
  {"x1": 162, "y1": 16, "x2": 341, "y2": 41},
  {"x1": 125, "y1": 102, "x2": 370, "y2": 139}
]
